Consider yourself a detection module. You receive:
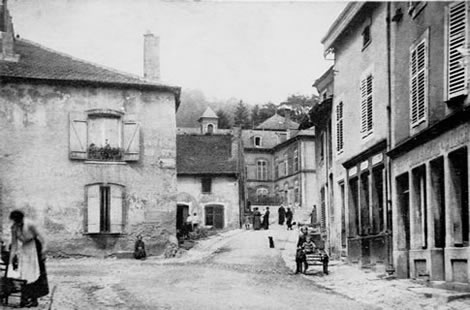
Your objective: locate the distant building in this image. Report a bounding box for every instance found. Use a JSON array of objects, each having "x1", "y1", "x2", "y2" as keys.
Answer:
[
  {"x1": 0, "y1": 1, "x2": 181, "y2": 256},
  {"x1": 176, "y1": 107, "x2": 244, "y2": 233},
  {"x1": 242, "y1": 114, "x2": 316, "y2": 221}
]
